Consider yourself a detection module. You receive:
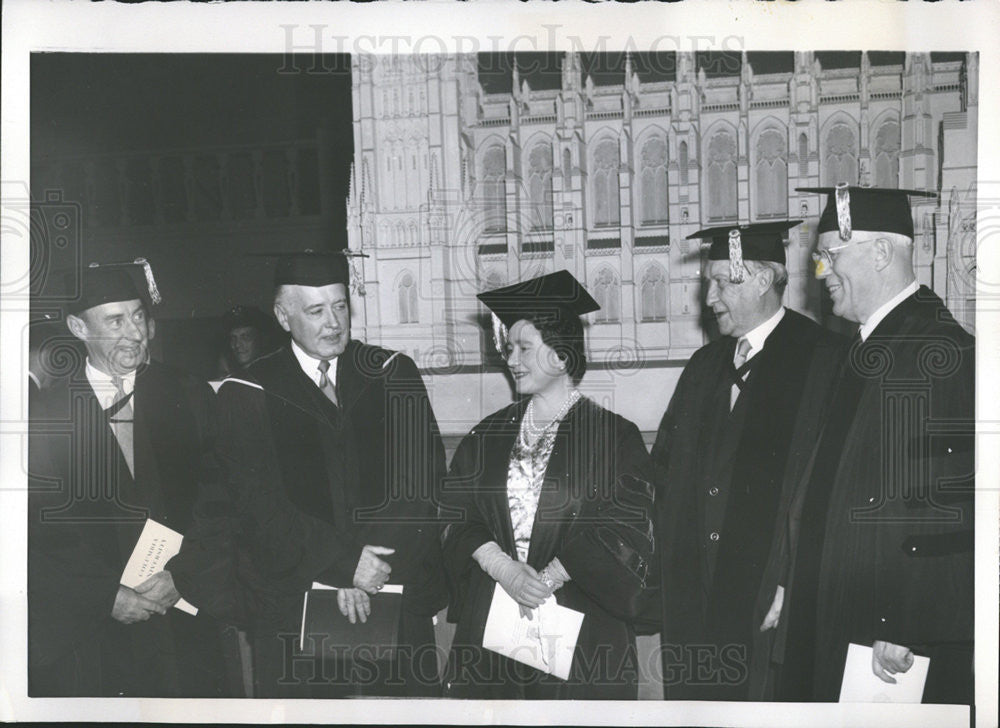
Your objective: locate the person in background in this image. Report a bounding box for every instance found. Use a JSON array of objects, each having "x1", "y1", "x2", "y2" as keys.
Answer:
[
  {"x1": 441, "y1": 270, "x2": 655, "y2": 699},
  {"x1": 27, "y1": 260, "x2": 226, "y2": 697},
  {"x1": 647, "y1": 222, "x2": 845, "y2": 700},
  {"x1": 216, "y1": 304, "x2": 271, "y2": 379},
  {"x1": 776, "y1": 185, "x2": 975, "y2": 704}
]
